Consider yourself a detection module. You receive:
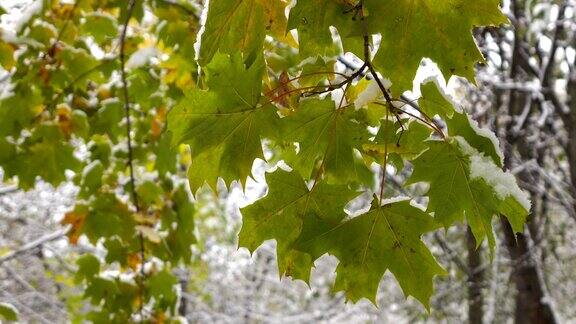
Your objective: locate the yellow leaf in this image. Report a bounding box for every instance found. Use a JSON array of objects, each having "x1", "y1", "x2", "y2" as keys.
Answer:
[
  {"x1": 127, "y1": 253, "x2": 141, "y2": 271},
  {"x1": 0, "y1": 41, "x2": 16, "y2": 70},
  {"x1": 61, "y1": 209, "x2": 87, "y2": 245}
]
